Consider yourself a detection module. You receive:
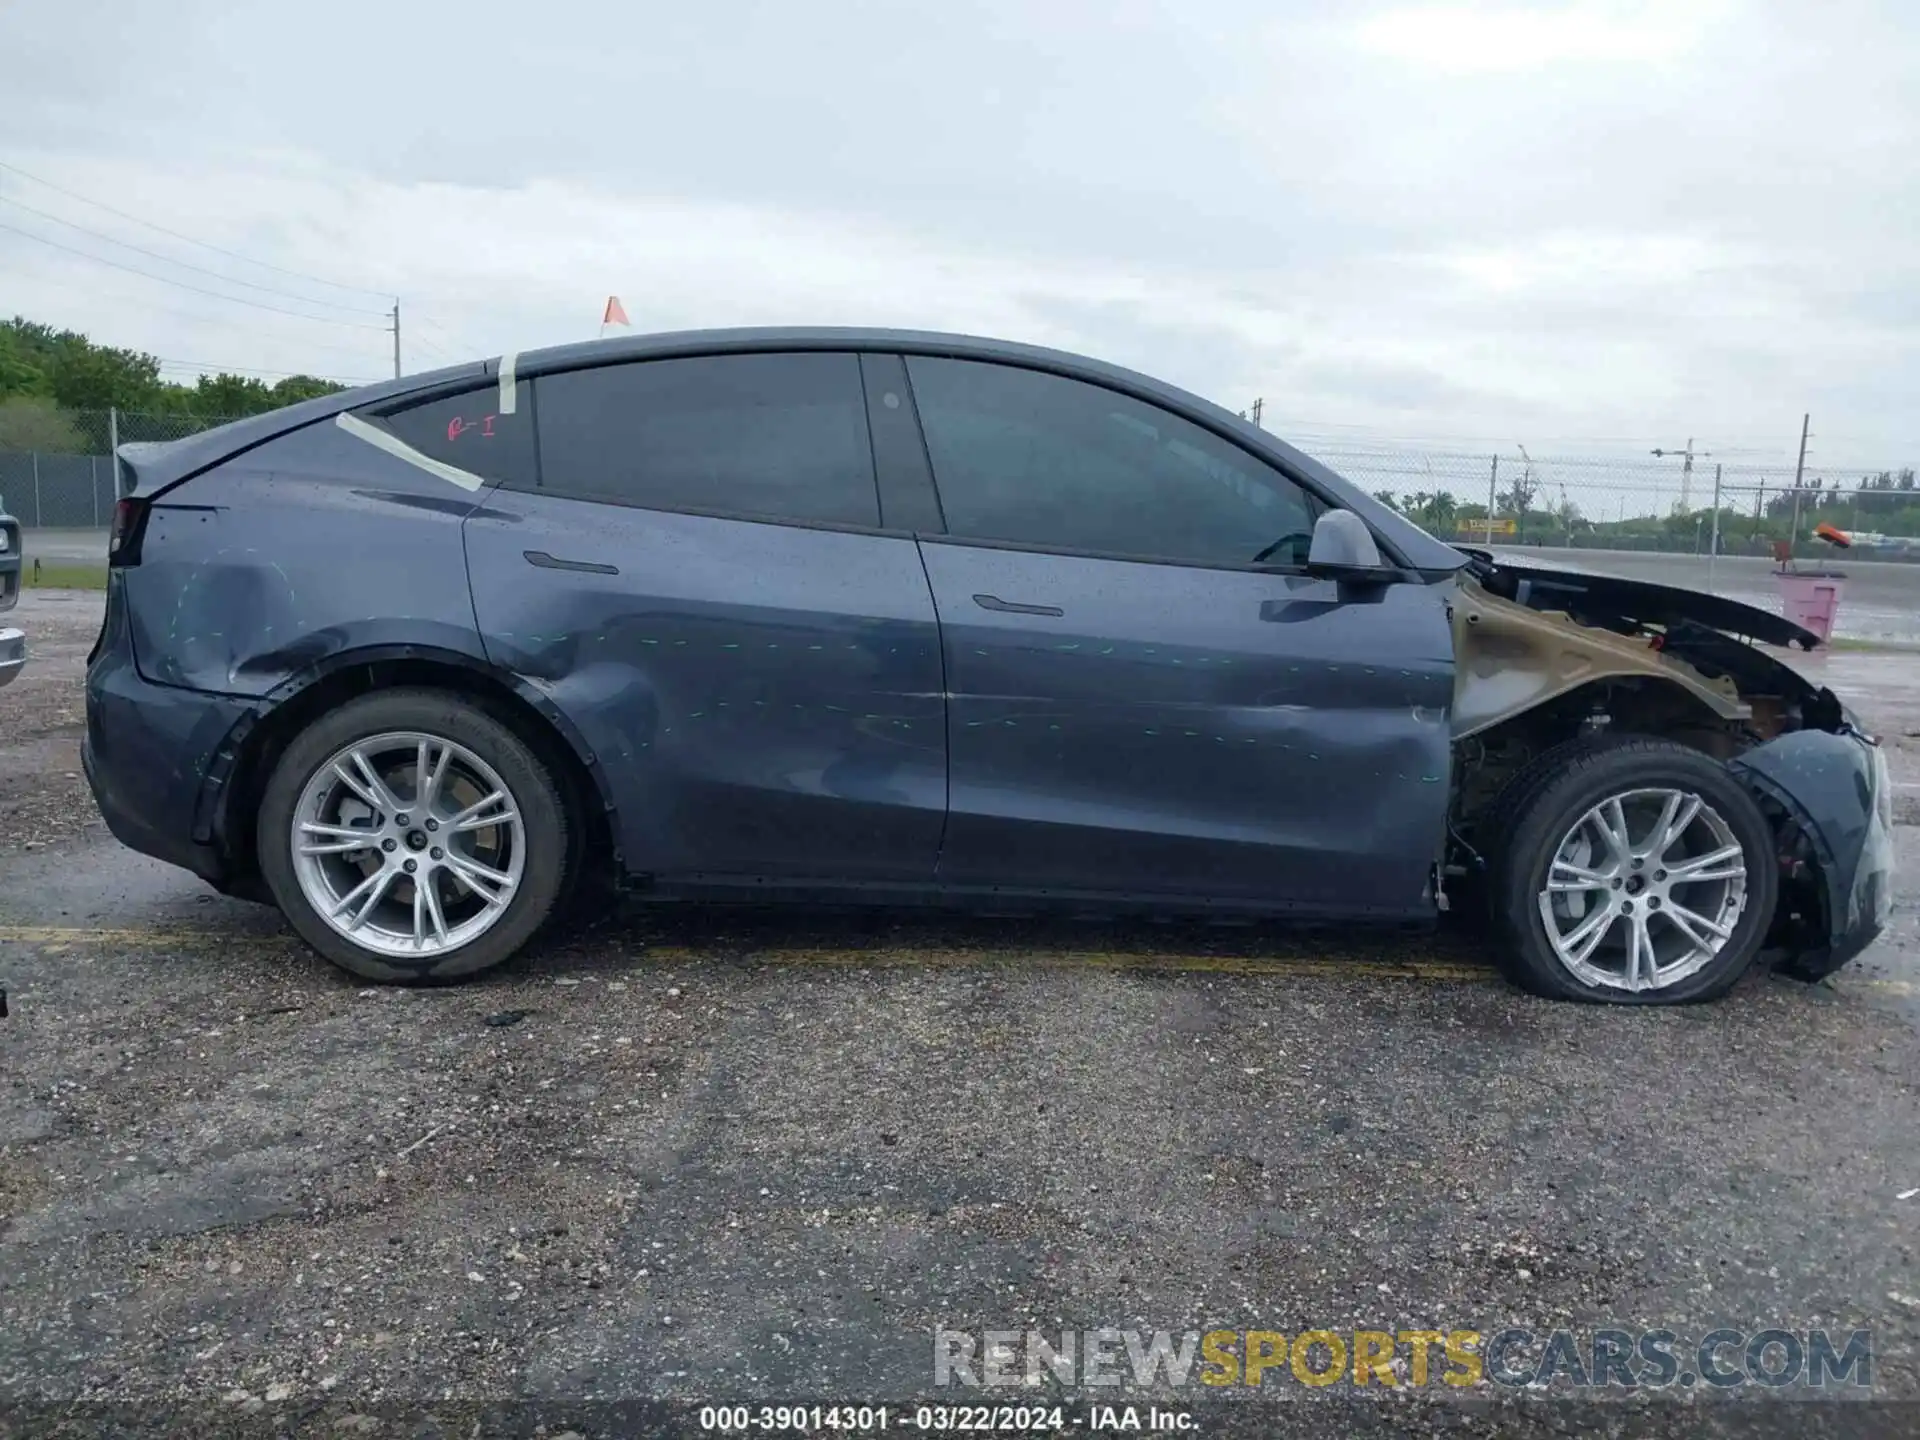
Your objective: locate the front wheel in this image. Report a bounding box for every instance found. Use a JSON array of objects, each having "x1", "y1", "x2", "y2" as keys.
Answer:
[
  {"x1": 1490, "y1": 737, "x2": 1778, "y2": 1004},
  {"x1": 257, "y1": 689, "x2": 570, "y2": 983}
]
